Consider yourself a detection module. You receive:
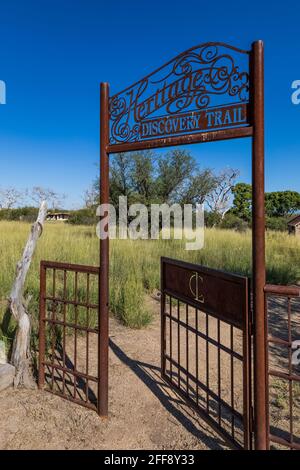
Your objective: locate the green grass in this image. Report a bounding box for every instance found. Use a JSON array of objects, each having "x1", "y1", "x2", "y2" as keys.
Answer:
[{"x1": 0, "y1": 221, "x2": 299, "y2": 343}]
